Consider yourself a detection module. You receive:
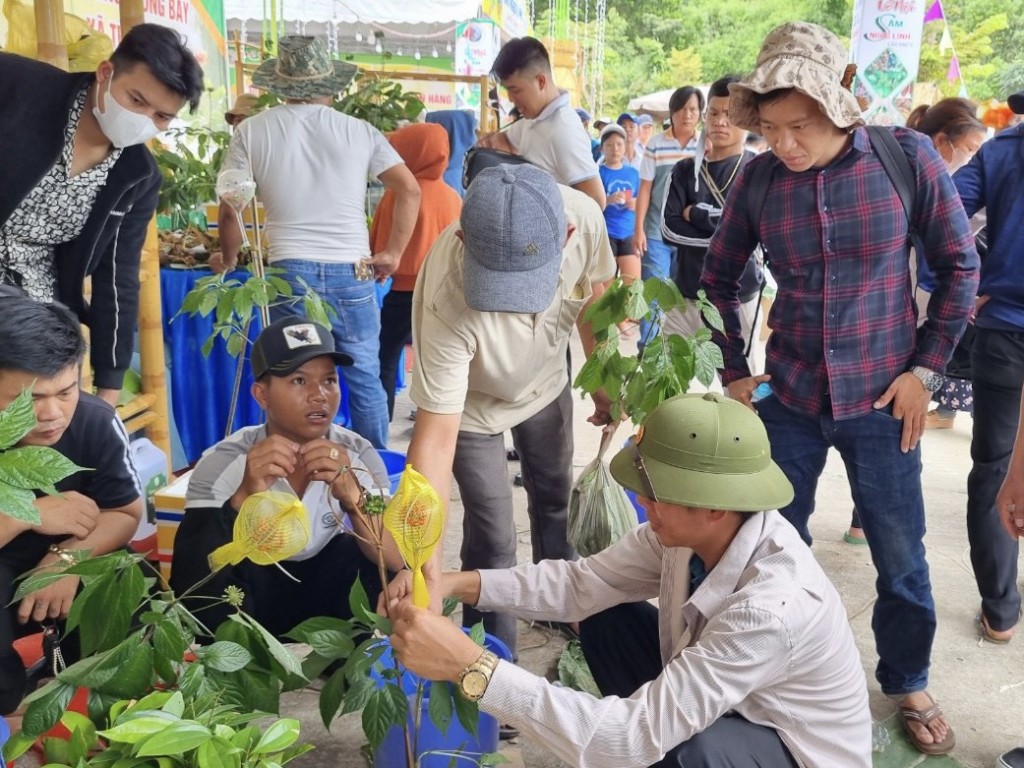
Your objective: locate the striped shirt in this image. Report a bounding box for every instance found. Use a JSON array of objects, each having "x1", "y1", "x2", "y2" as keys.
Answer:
[
  {"x1": 702, "y1": 127, "x2": 979, "y2": 420},
  {"x1": 639, "y1": 130, "x2": 698, "y2": 239}
]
